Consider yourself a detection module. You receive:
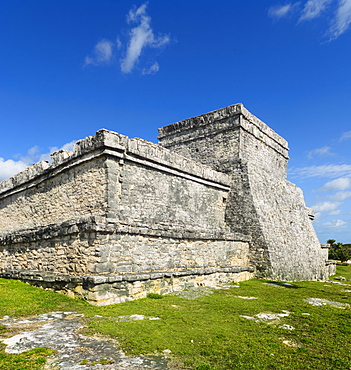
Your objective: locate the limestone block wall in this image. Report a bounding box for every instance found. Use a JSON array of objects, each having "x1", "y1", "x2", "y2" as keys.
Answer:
[
  {"x1": 0, "y1": 128, "x2": 253, "y2": 304},
  {"x1": 0, "y1": 219, "x2": 100, "y2": 276},
  {"x1": 94, "y1": 232, "x2": 250, "y2": 274},
  {"x1": 0, "y1": 215, "x2": 253, "y2": 305},
  {"x1": 158, "y1": 104, "x2": 288, "y2": 178},
  {"x1": 0, "y1": 158, "x2": 108, "y2": 234},
  {"x1": 247, "y1": 171, "x2": 326, "y2": 280},
  {"x1": 0, "y1": 216, "x2": 250, "y2": 277},
  {"x1": 0, "y1": 129, "x2": 231, "y2": 235},
  {"x1": 118, "y1": 161, "x2": 228, "y2": 232},
  {"x1": 159, "y1": 103, "x2": 330, "y2": 281}
]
